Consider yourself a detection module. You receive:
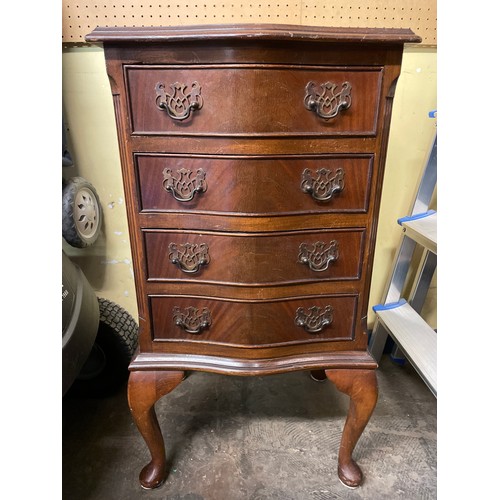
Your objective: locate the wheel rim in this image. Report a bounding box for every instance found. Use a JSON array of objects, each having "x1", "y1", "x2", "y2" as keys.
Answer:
[{"x1": 74, "y1": 187, "x2": 100, "y2": 240}]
